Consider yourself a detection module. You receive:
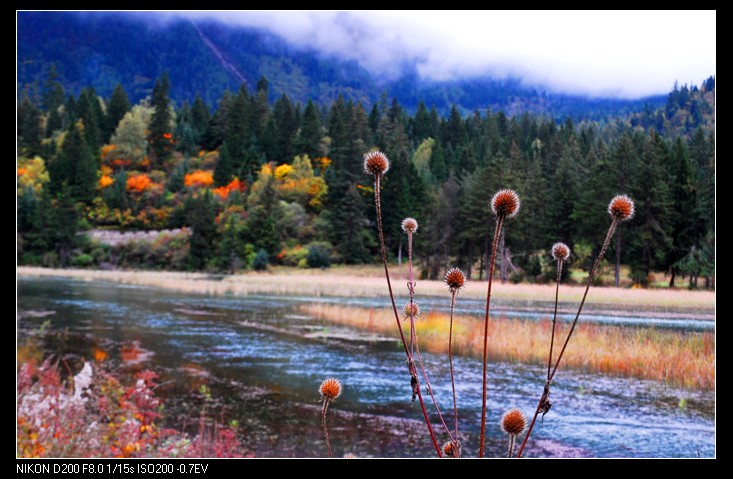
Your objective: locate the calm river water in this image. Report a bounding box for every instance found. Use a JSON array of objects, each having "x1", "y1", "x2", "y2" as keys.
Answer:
[{"x1": 17, "y1": 276, "x2": 714, "y2": 458}]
